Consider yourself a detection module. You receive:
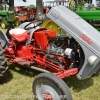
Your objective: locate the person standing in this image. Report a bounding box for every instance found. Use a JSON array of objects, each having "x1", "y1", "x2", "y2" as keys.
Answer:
[
  {"x1": 46, "y1": 6, "x2": 50, "y2": 13},
  {"x1": 30, "y1": 8, "x2": 35, "y2": 21}
]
